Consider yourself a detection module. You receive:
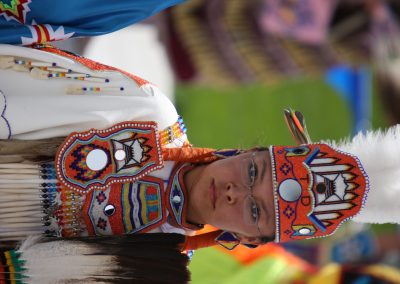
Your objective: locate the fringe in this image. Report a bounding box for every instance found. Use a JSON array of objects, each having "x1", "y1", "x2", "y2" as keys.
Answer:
[{"x1": 0, "y1": 234, "x2": 190, "y2": 284}]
